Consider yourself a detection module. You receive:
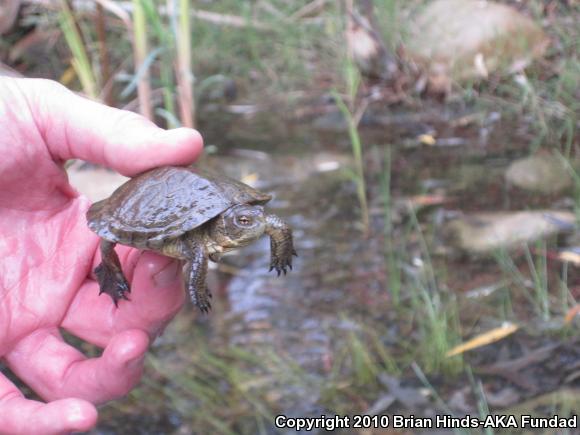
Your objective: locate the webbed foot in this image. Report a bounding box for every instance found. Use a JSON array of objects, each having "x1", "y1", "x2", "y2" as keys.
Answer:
[
  {"x1": 95, "y1": 262, "x2": 131, "y2": 306},
  {"x1": 266, "y1": 214, "x2": 296, "y2": 276},
  {"x1": 96, "y1": 240, "x2": 130, "y2": 306}
]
